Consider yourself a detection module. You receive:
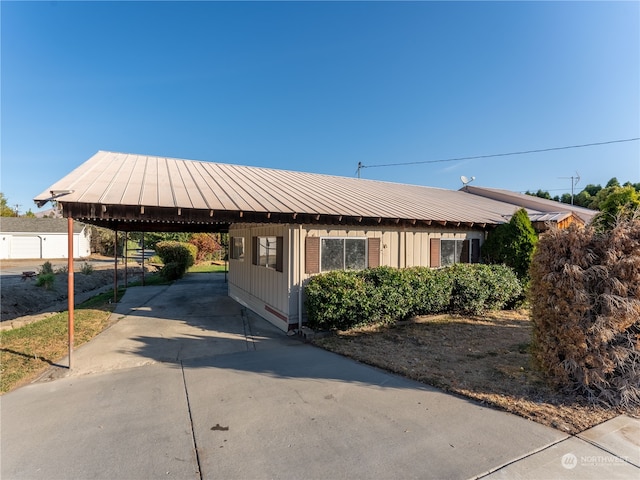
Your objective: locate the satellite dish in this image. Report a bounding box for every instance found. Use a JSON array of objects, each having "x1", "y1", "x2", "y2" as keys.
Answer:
[{"x1": 460, "y1": 175, "x2": 476, "y2": 186}]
